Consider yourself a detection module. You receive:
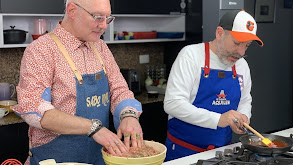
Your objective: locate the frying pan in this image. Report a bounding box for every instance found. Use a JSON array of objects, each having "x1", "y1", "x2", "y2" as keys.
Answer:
[{"x1": 239, "y1": 134, "x2": 293, "y2": 156}]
